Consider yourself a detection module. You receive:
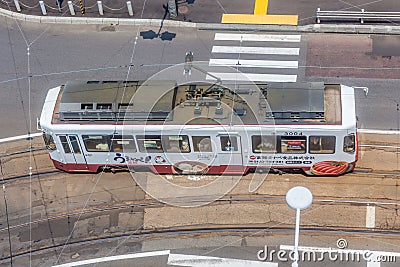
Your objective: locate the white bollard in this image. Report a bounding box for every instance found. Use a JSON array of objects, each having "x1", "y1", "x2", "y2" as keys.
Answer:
[
  {"x1": 316, "y1": 7, "x2": 320, "y2": 24},
  {"x1": 39, "y1": 1, "x2": 47, "y2": 15},
  {"x1": 13, "y1": 0, "x2": 21, "y2": 12},
  {"x1": 361, "y1": 8, "x2": 364, "y2": 24},
  {"x1": 68, "y1": 1, "x2": 75, "y2": 15},
  {"x1": 127, "y1": 1, "x2": 133, "y2": 16},
  {"x1": 97, "y1": 1, "x2": 104, "y2": 16}
]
